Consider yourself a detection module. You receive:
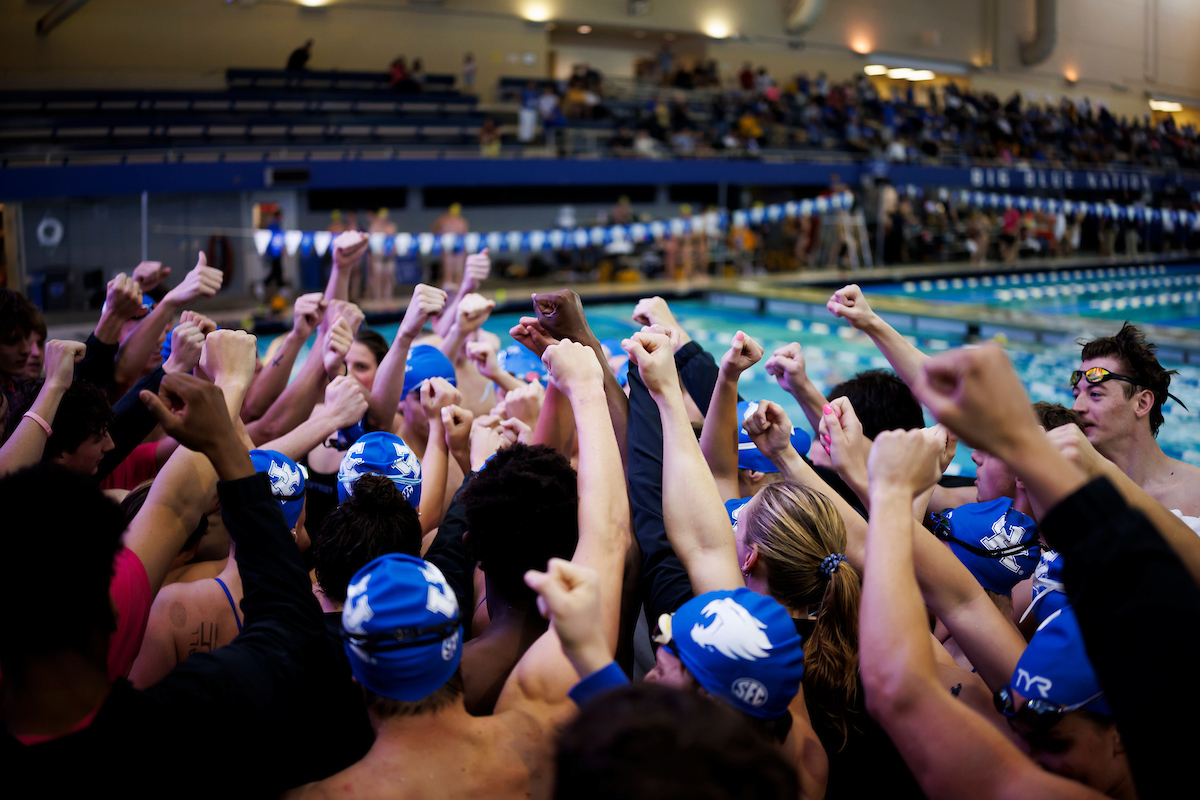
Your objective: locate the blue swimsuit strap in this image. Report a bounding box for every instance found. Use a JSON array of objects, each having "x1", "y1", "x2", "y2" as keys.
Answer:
[{"x1": 214, "y1": 577, "x2": 243, "y2": 634}]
